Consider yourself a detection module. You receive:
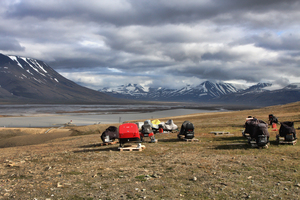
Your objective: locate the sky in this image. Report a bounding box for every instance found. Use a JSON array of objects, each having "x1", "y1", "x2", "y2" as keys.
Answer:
[{"x1": 1, "y1": 0, "x2": 300, "y2": 90}]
